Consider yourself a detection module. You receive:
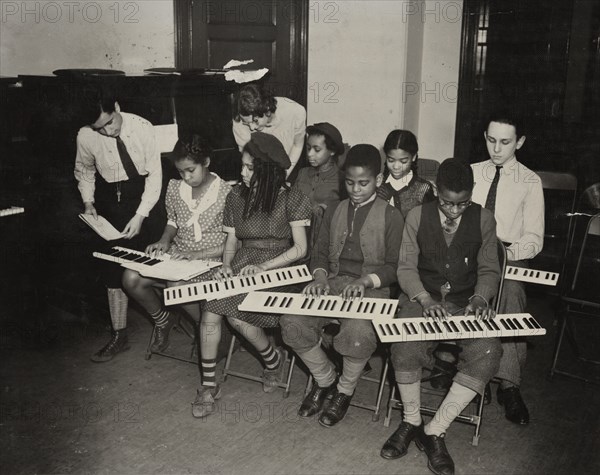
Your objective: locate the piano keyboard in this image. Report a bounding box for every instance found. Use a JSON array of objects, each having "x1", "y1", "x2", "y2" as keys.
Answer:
[
  {"x1": 93, "y1": 246, "x2": 220, "y2": 281},
  {"x1": 163, "y1": 266, "x2": 312, "y2": 306},
  {"x1": 0, "y1": 207, "x2": 24, "y2": 218},
  {"x1": 505, "y1": 266, "x2": 559, "y2": 286},
  {"x1": 372, "y1": 313, "x2": 546, "y2": 343},
  {"x1": 238, "y1": 291, "x2": 399, "y2": 320}
]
